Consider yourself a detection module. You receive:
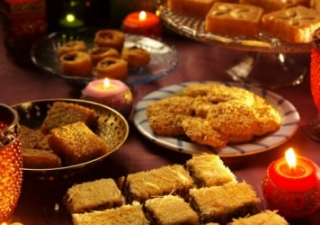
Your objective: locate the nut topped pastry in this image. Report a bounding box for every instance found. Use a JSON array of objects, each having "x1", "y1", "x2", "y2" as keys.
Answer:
[
  {"x1": 57, "y1": 40, "x2": 87, "y2": 56},
  {"x1": 205, "y1": 3, "x2": 264, "y2": 37},
  {"x1": 261, "y1": 6, "x2": 320, "y2": 43},
  {"x1": 94, "y1": 29, "x2": 125, "y2": 52}
]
